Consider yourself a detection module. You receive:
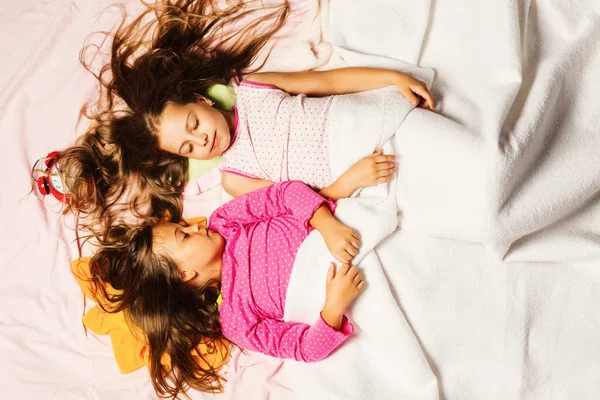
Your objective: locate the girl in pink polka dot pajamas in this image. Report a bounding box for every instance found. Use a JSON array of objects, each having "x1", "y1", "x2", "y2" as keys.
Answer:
[
  {"x1": 157, "y1": 68, "x2": 435, "y2": 206},
  {"x1": 111, "y1": 180, "x2": 366, "y2": 363}
]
